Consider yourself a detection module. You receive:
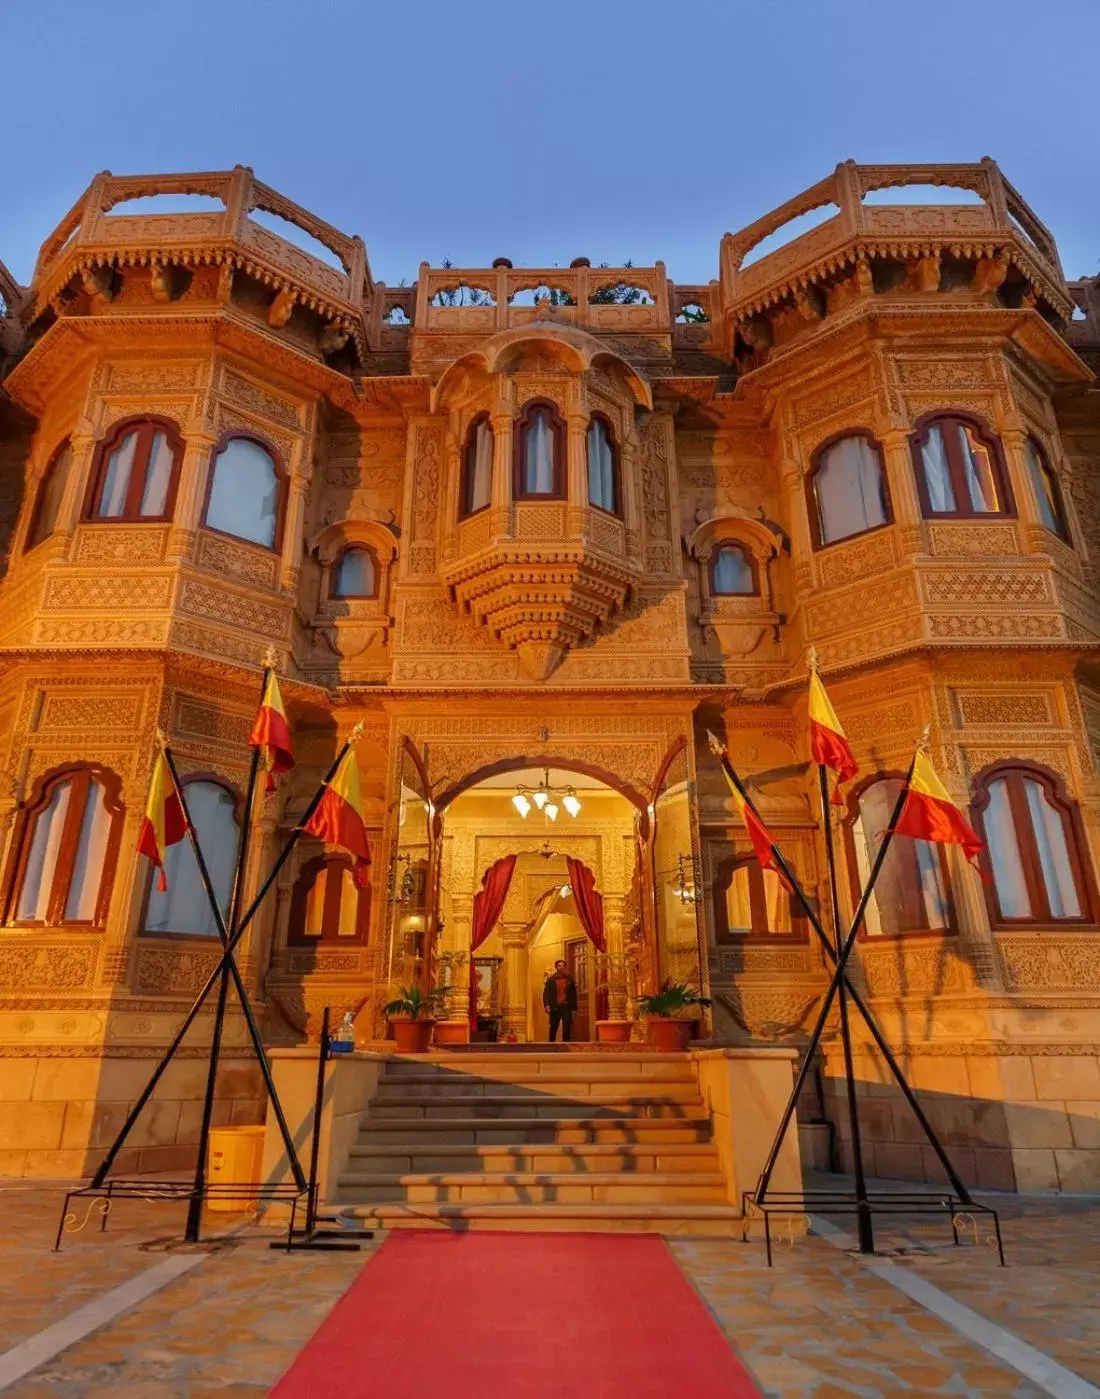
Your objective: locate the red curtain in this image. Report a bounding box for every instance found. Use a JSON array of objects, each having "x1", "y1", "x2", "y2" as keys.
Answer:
[
  {"x1": 567, "y1": 857, "x2": 609, "y2": 1021},
  {"x1": 469, "y1": 855, "x2": 516, "y2": 1029}
]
